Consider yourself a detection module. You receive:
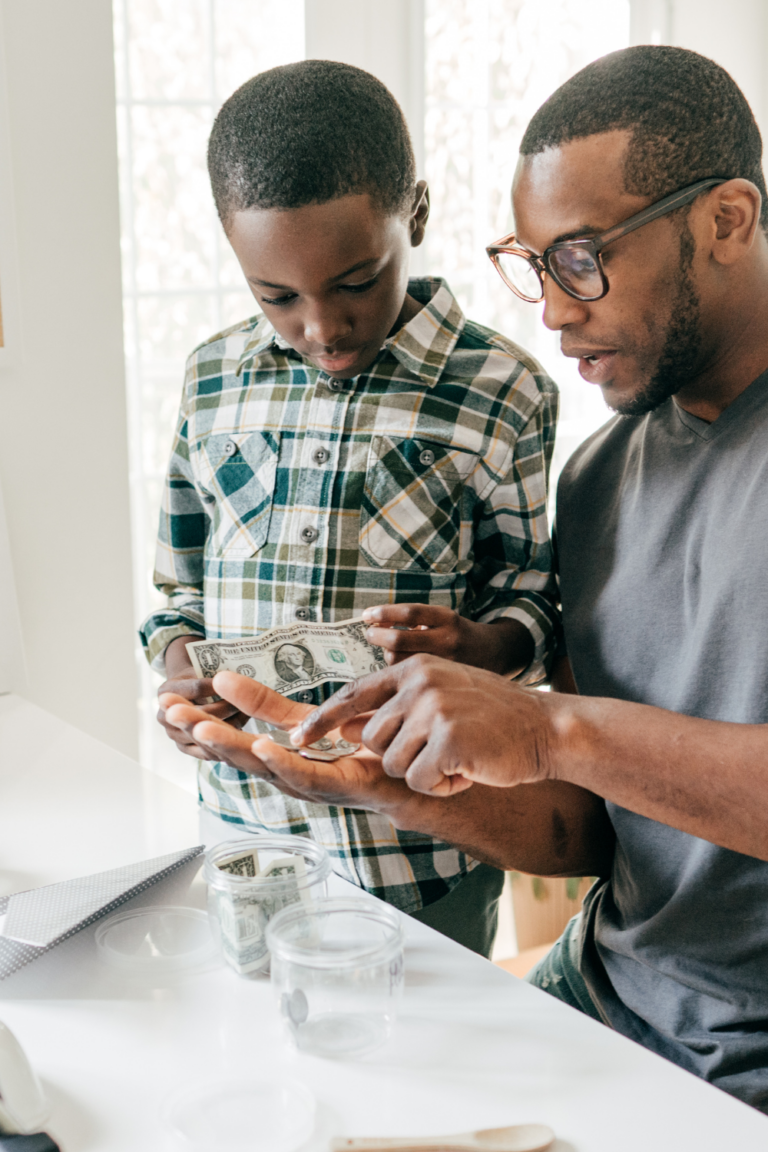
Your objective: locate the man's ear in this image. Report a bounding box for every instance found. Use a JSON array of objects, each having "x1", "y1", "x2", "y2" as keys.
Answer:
[
  {"x1": 409, "y1": 180, "x2": 430, "y2": 248},
  {"x1": 708, "y1": 179, "x2": 762, "y2": 266}
]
